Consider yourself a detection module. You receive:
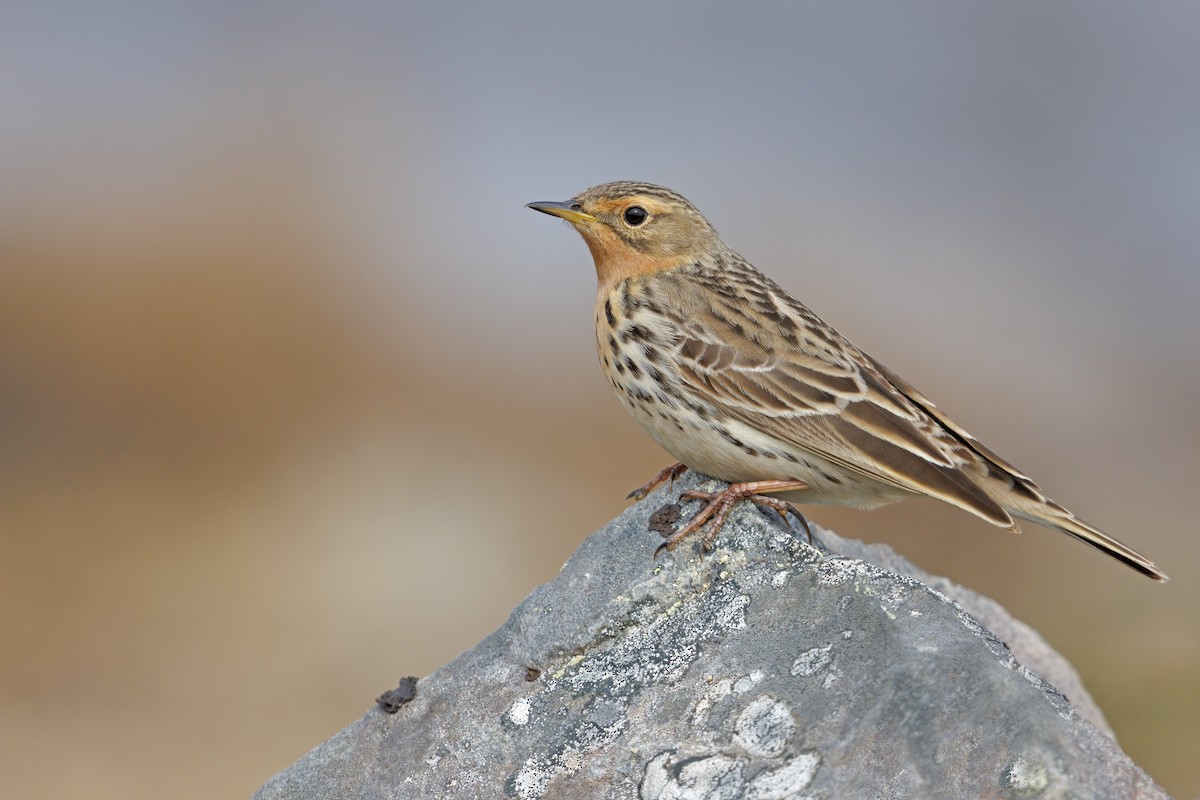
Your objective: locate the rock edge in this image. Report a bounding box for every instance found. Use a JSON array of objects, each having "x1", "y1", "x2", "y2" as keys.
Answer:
[{"x1": 254, "y1": 472, "x2": 1169, "y2": 799}]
